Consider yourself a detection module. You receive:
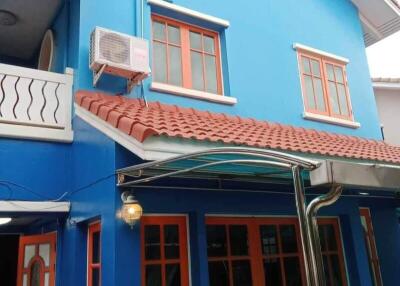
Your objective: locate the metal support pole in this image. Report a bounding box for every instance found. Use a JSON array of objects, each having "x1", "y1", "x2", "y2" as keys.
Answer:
[
  {"x1": 292, "y1": 166, "x2": 314, "y2": 286},
  {"x1": 306, "y1": 185, "x2": 343, "y2": 286}
]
